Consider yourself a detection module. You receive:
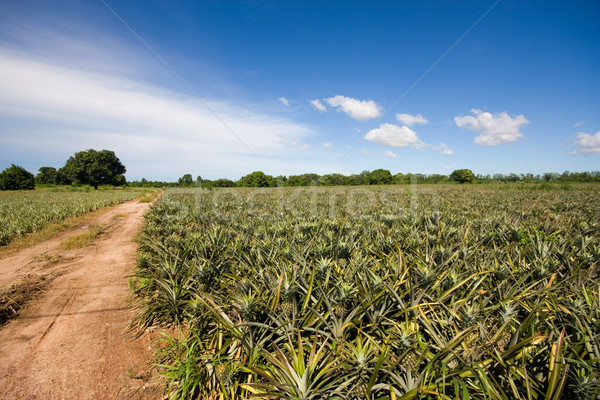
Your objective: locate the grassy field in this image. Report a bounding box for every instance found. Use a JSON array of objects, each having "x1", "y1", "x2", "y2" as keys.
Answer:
[
  {"x1": 131, "y1": 184, "x2": 600, "y2": 399},
  {"x1": 0, "y1": 187, "x2": 149, "y2": 246}
]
